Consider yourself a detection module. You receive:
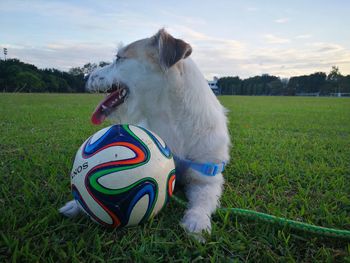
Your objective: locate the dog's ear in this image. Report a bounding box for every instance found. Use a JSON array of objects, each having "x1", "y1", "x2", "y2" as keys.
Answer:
[{"x1": 153, "y1": 29, "x2": 192, "y2": 70}]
